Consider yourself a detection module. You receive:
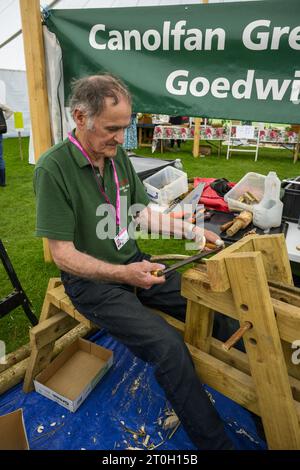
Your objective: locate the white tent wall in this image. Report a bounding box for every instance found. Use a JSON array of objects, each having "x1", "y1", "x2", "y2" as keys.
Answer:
[{"x1": 0, "y1": 68, "x2": 30, "y2": 137}]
